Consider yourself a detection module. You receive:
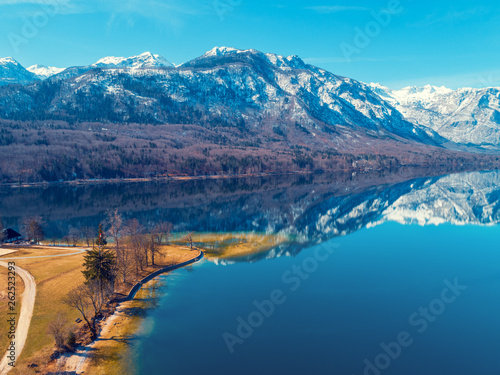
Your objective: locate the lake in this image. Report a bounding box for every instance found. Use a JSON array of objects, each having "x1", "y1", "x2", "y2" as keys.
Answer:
[
  {"x1": 136, "y1": 222, "x2": 500, "y2": 375},
  {"x1": 2, "y1": 169, "x2": 500, "y2": 374}
]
